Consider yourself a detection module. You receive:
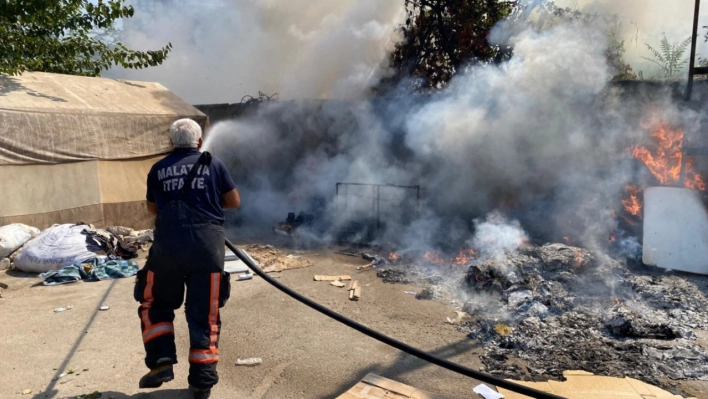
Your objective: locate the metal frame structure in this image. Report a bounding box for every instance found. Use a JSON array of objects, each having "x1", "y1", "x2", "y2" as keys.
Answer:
[{"x1": 335, "y1": 182, "x2": 422, "y2": 234}]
